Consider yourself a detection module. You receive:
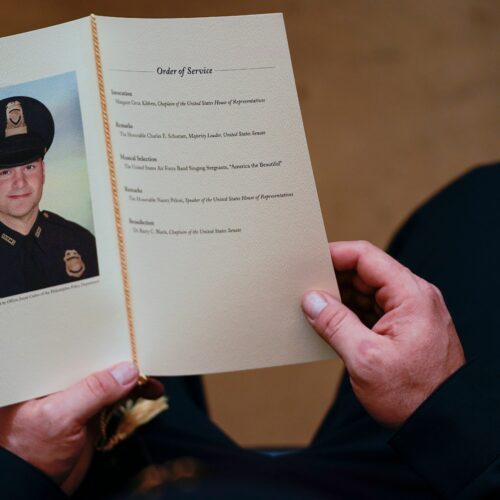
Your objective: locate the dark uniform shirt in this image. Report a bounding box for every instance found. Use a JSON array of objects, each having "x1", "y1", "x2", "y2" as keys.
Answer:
[{"x1": 0, "y1": 210, "x2": 99, "y2": 298}]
